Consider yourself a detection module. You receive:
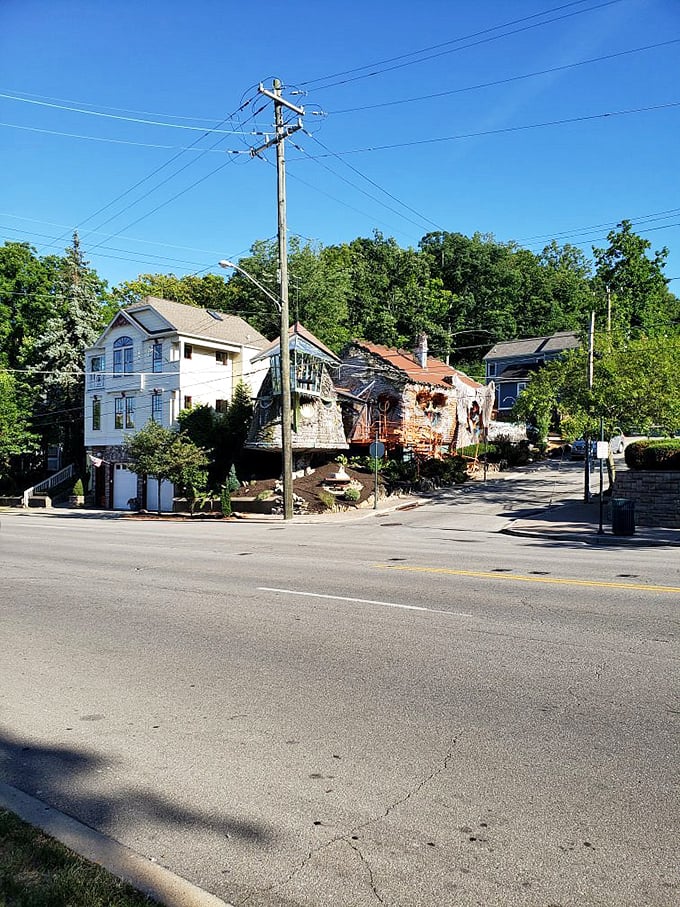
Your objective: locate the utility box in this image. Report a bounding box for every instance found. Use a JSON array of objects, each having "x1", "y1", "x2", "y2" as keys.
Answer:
[{"x1": 611, "y1": 498, "x2": 635, "y2": 536}]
